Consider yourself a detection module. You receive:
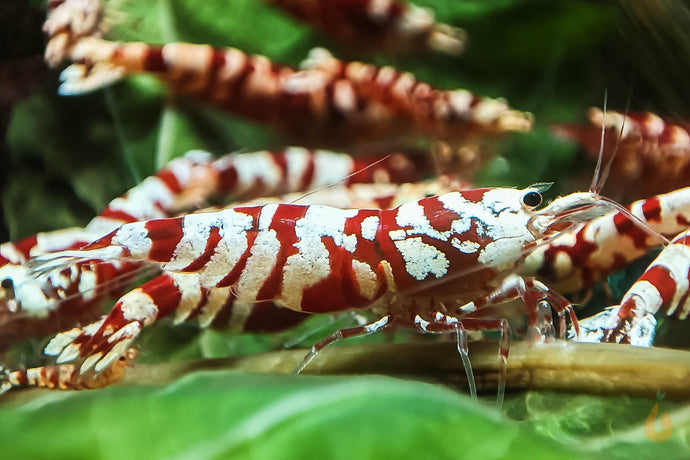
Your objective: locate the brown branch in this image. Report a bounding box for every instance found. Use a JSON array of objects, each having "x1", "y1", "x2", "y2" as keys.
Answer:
[{"x1": 119, "y1": 341, "x2": 690, "y2": 400}]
